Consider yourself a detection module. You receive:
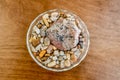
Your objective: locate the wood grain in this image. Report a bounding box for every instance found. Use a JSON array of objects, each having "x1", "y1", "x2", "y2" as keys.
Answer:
[{"x1": 0, "y1": 0, "x2": 120, "y2": 80}]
